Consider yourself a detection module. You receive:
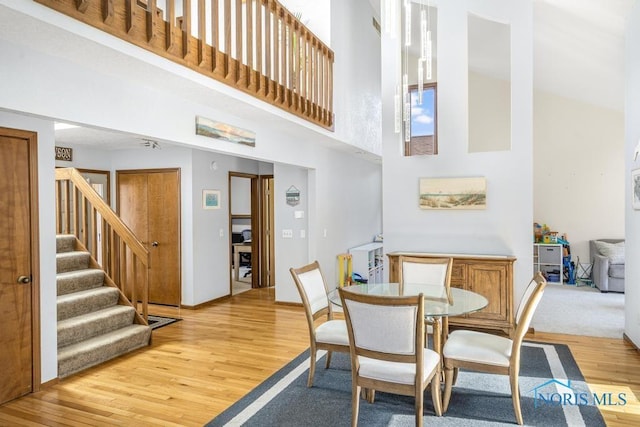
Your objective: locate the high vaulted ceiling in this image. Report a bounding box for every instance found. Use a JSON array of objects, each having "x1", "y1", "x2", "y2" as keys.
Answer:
[{"x1": 41, "y1": 1, "x2": 640, "y2": 148}]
